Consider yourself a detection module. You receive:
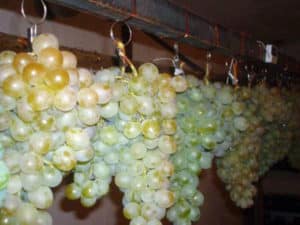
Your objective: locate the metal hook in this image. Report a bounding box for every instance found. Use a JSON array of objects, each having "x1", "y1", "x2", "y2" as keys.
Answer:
[
  {"x1": 152, "y1": 42, "x2": 184, "y2": 76},
  {"x1": 204, "y1": 52, "x2": 212, "y2": 85},
  {"x1": 21, "y1": 0, "x2": 47, "y2": 25},
  {"x1": 153, "y1": 58, "x2": 174, "y2": 63},
  {"x1": 226, "y1": 58, "x2": 239, "y2": 86},
  {"x1": 110, "y1": 20, "x2": 132, "y2": 46},
  {"x1": 110, "y1": 20, "x2": 137, "y2": 77},
  {"x1": 21, "y1": 0, "x2": 47, "y2": 45},
  {"x1": 173, "y1": 43, "x2": 184, "y2": 76},
  {"x1": 247, "y1": 68, "x2": 256, "y2": 88}
]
